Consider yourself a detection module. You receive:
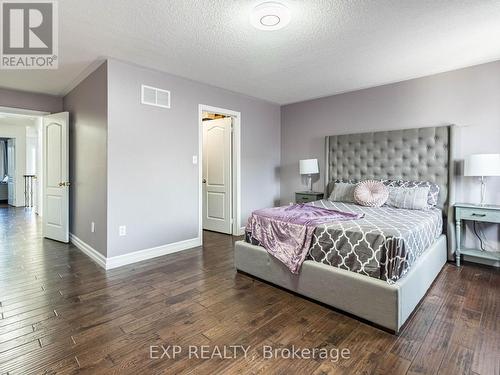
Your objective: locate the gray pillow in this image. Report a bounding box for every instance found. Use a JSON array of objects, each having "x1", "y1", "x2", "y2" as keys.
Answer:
[
  {"x1": 328, "y1": 182, "x2": 356, "y2": 203},
  {"x1": 386, "y1": 186, "x2": 430, "y2": 210},
  {"x1": 330, "y1": 178, "x2": 440, "y2": 207},
  {"x1": 384, "y1": 180, "x2": 440, "y2": 207}
]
